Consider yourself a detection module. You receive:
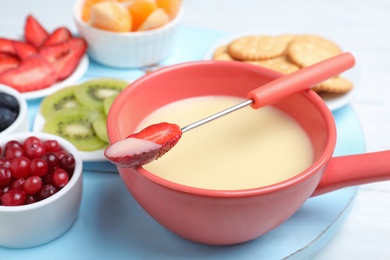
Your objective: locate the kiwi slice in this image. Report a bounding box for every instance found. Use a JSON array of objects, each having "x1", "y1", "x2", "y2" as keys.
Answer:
[
  {"x1": 74, "y1": 78, "x2": 129, "y2": 112},
  {"x1": 40, "y1": 86, "x2": 82, "y2": 120},
  {"x1": 92, "y1": 113, "x2": 109, "y2": 143},
  {"x1": 103, "y1": 93, "x2": 118, "y2": 116},
  {"x1": 43, "y1": 107, "x2": 108, "y2": 151}
]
